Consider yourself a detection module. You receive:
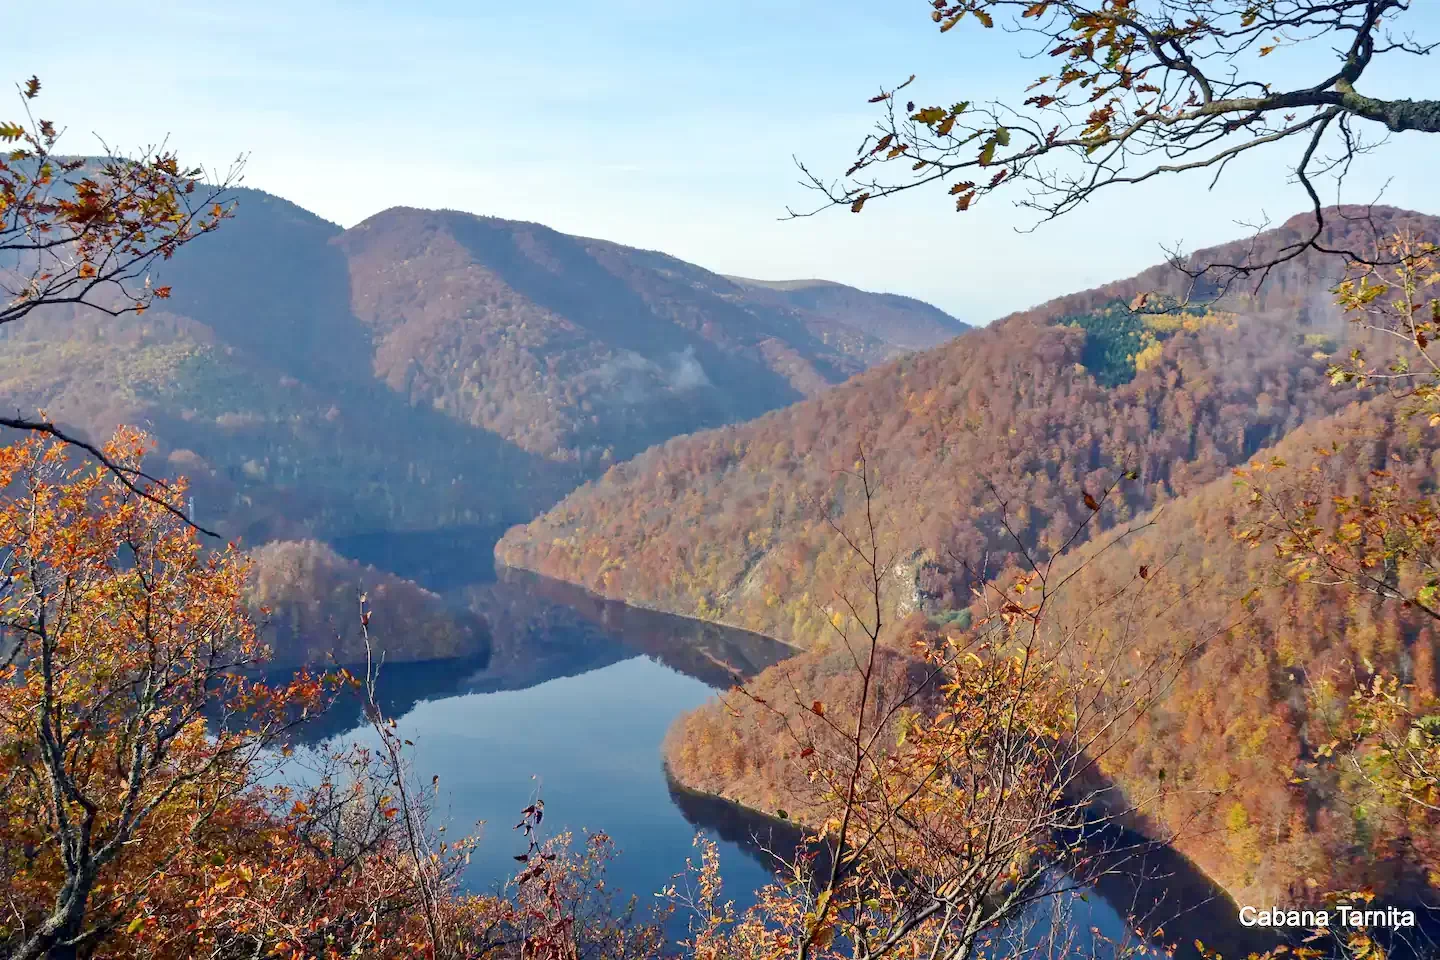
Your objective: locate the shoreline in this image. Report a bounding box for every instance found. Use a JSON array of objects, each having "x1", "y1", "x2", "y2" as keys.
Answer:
[
  {"x1": 493, "y1": 561, "x2": 804, "y2": 654},
  {"x1": 497, "y1": 560, "x2": 1433, "y2": 955}
]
